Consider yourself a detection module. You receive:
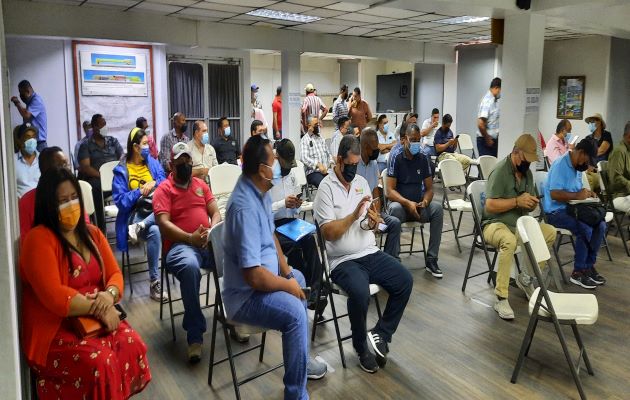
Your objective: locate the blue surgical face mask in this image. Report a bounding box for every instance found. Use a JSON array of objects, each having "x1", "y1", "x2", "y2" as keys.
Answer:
[
  {"x1": 588, "y1": 122, "x2": 597, "y2": 133},
  {"x1": 24, "y1": 138, "x2": 37, "y2": 155},
  {"x1": 140, "y1": 145, "x2": 150, "y2": 160},
  {"x1": 408, "y1": 141, "x2": 422, "y2": 155},
  {"x1": 565, "y1": 132, "x2": 573, "y2": 143},
  {"x1": 383, "y1": 124, "x2": 389, "y2": 134},
  {"x1": 272, "y1": 159, "x2": 282, "y2": 180},
  {"x1": 202, "y1": 132, "x2": 209, "y2": 145},
  {"x1": 224, "y1": 126, "x2": 231, "y2": 137}
]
